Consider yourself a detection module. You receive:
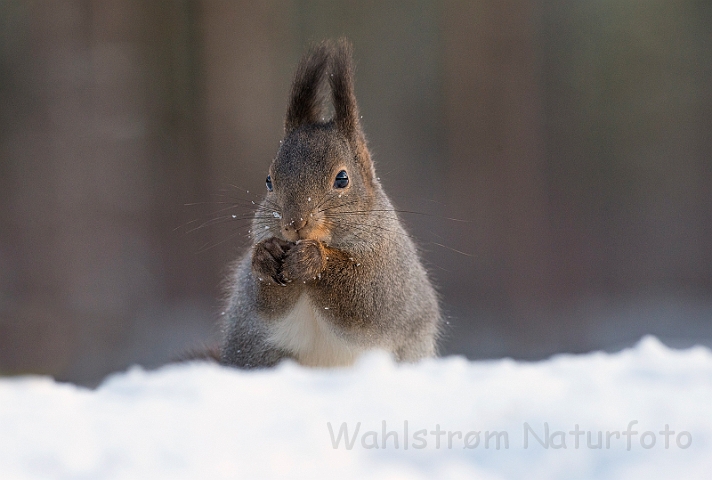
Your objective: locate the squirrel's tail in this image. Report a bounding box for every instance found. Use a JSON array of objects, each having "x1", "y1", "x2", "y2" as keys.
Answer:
[{"x1": 173, "y1": 344, "x2": 221, "y2": 363}]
